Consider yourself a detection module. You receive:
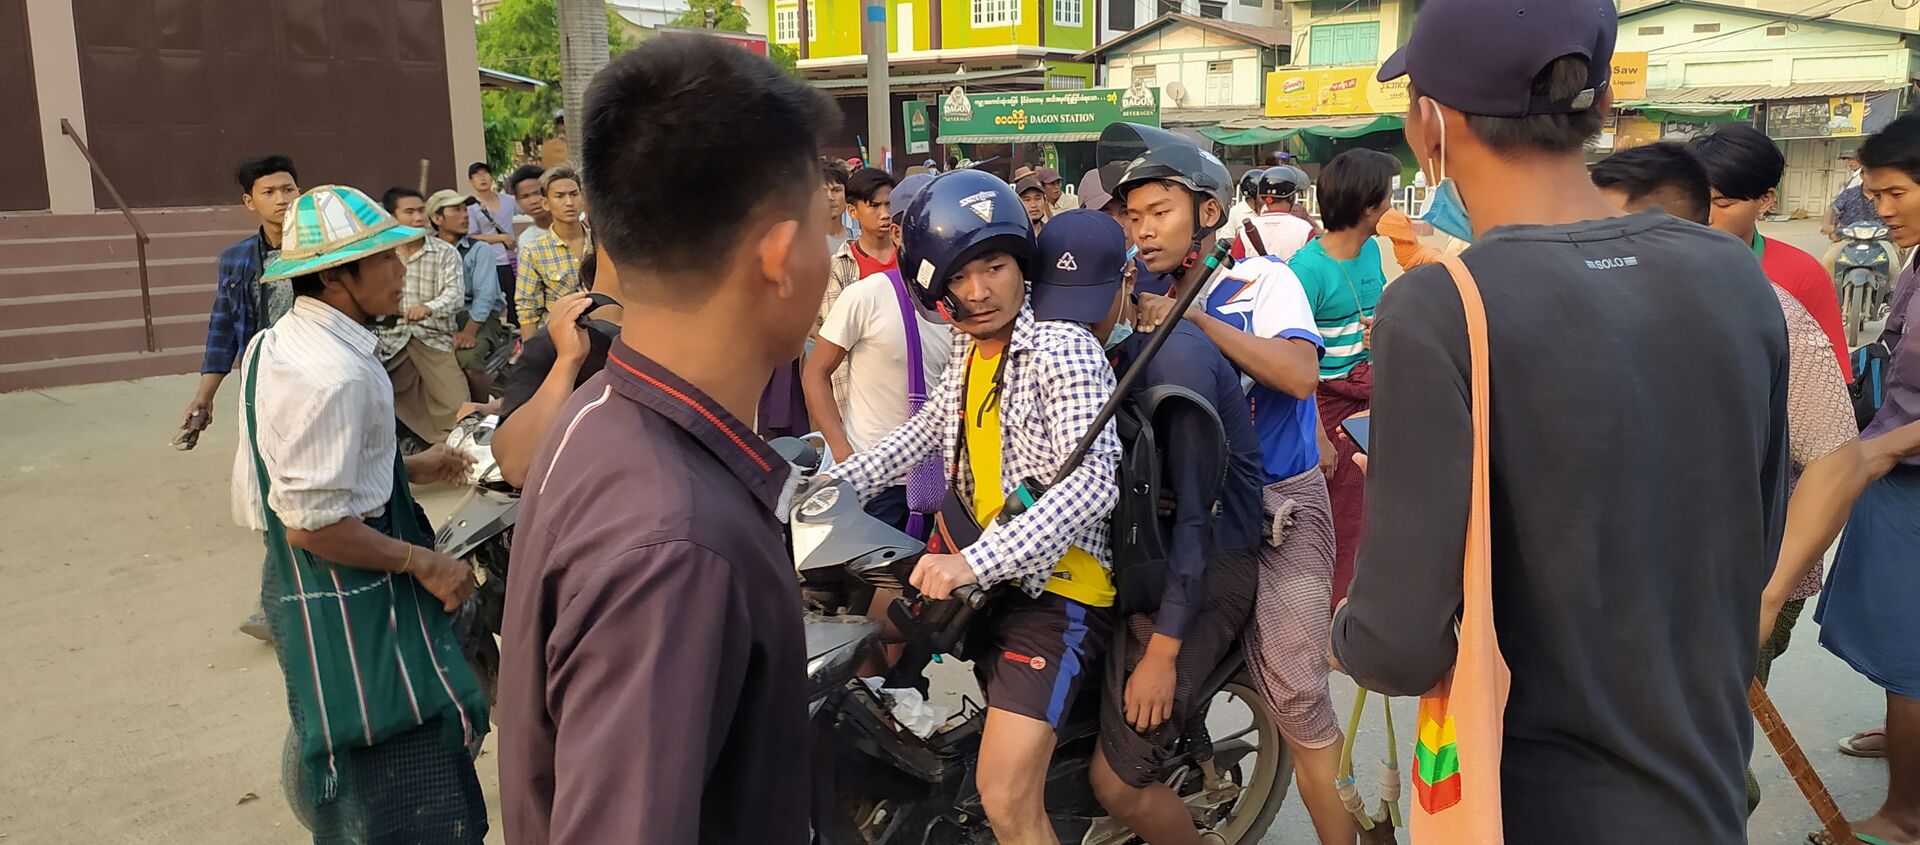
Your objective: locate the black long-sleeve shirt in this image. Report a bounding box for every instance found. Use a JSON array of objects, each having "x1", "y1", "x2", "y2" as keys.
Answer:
[
  {"x1": 1114, "y1": 323, "x2": 1264, "y2": 638},
  {"x1": 1331, "y1": 212, "x2": 1790, "y2": 844}
]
